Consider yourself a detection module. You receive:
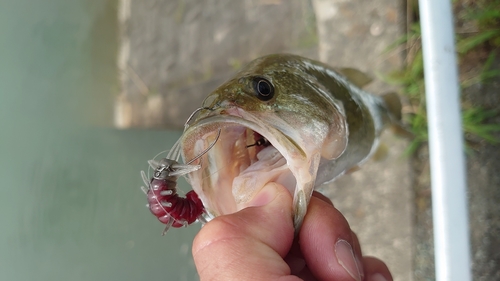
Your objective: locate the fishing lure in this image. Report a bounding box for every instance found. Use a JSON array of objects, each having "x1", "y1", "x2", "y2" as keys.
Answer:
[{"x1": 140, "y1": 108, "x2": 220, "y2": 235}]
